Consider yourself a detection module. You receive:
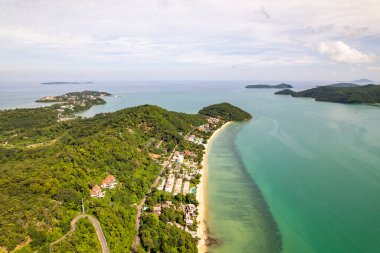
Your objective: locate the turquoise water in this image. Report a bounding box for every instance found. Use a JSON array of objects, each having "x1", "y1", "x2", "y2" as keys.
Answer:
[
  {"x1": 1, "y1": 81, "x2": 379, "y2": 252},
  {"x1": 234, "y1": 95, "x2": 380, "y2": 253},
  {"x1": 207, "y1": 122, "x2": 281, "y2": 253}
]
